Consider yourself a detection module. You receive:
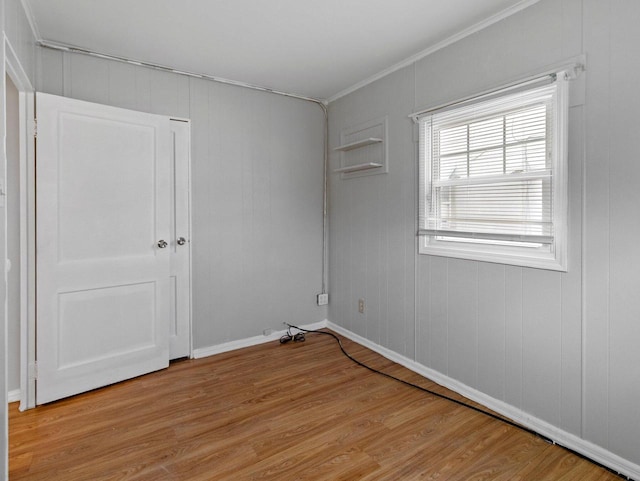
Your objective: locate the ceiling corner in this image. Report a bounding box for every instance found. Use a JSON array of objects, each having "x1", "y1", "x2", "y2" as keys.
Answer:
[
  {"x1": 19, "y1": 0, "x2": 42, "y2": 42},
  {"x1": 326, "y1": 0, "x2": 542, "y2": 104}
]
